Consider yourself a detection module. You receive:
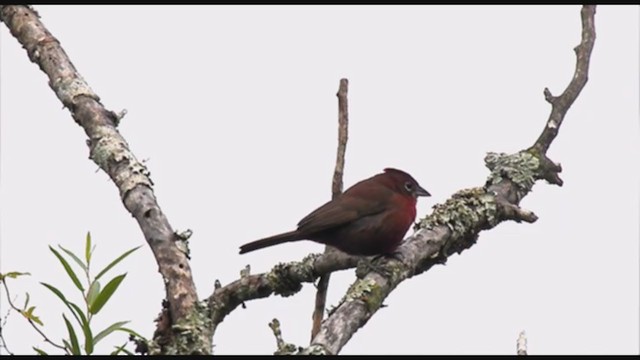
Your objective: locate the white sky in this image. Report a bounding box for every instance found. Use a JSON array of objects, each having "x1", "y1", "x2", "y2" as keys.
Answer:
[{"x1": 1, "y1": 5, "x2": 638, "y2": 355}]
